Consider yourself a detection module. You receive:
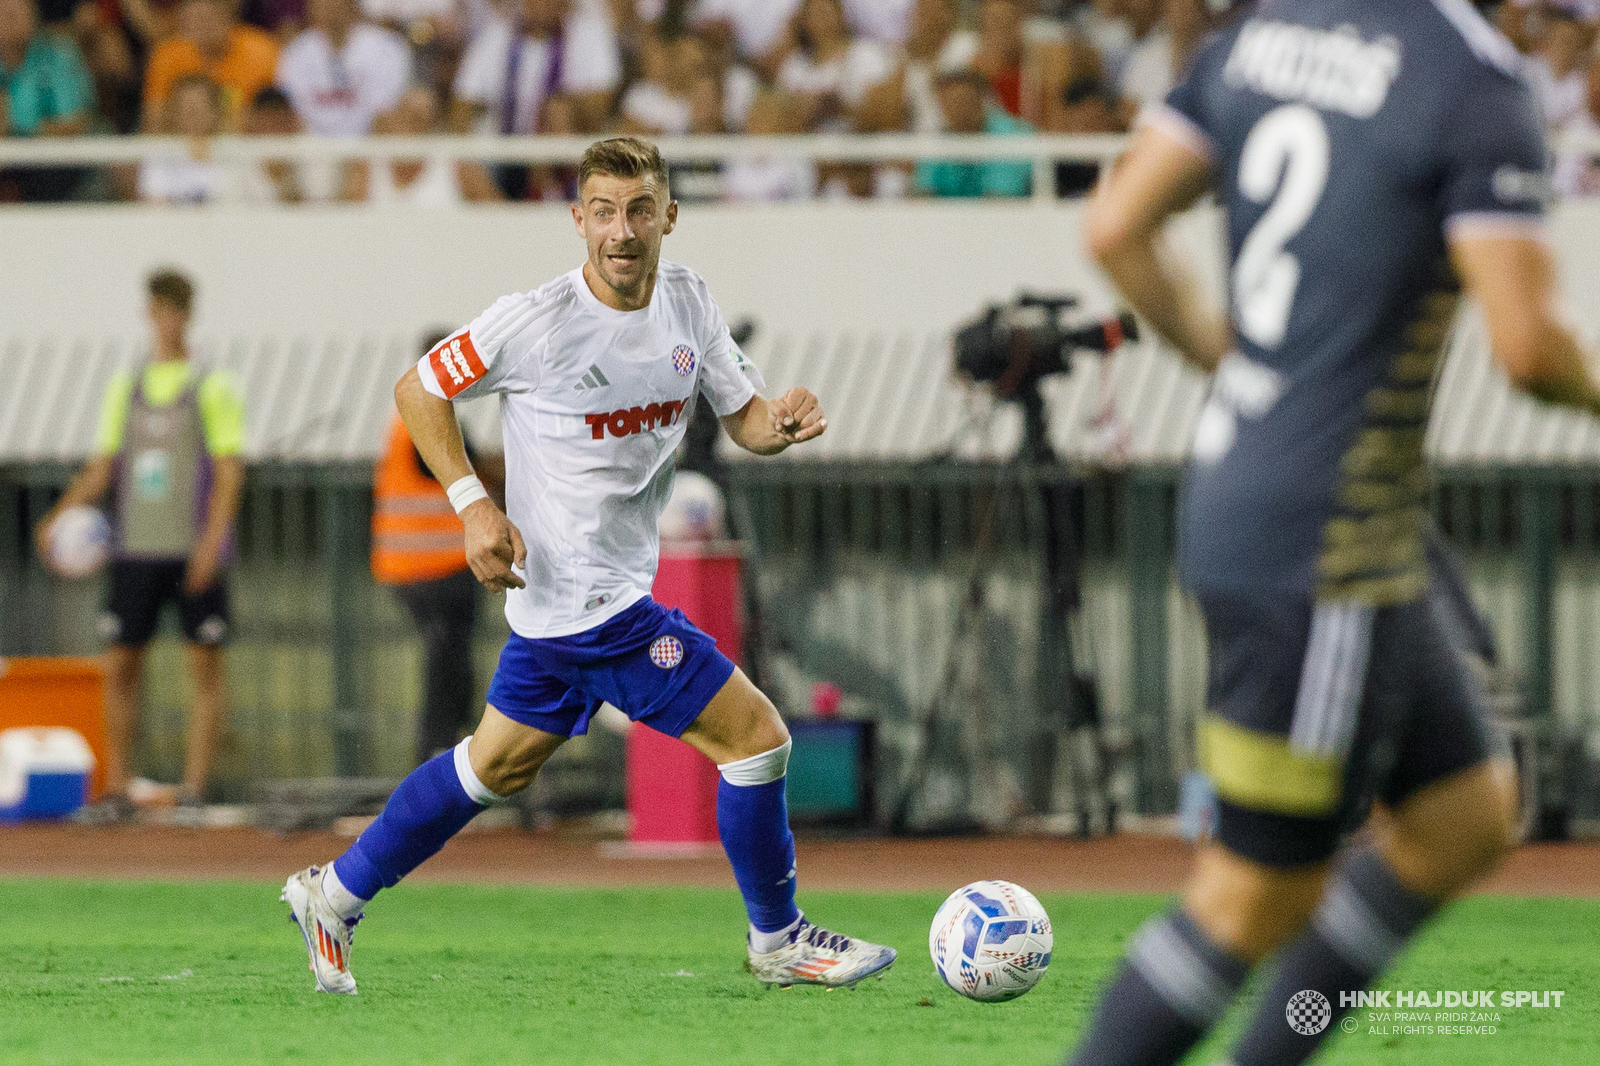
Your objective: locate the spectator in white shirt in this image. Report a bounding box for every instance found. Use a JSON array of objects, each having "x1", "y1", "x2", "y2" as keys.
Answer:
[
  {"x1": 841, "y1": 0, "x2": 915, "y2": 47},
  {"x1": 619, "y1": 29, "x2": 701, "y2": 135},
  {"x1": 276, "y1": 0, "x2": 412, "y2": 136},
  {"x1": 690, "y1": 0, "x2": 798, "y2": 79},
  {"x1": 1074, "y1": 0, "x2": 1136, "y2": 94},
  {"x1": 342, "y1": 85, "x2": 503, "y2": 204},
  {"x1": 970, "y1": 0, "x2": 1025, "y2": 116},
  {"x1": 451, "y1": 0, "x2": 620, "y2": 135},
  {"x1": 723, "y1": 90, "x2": 817, "y2": 202},
  {"x1": 893, "y1": 0, "x2": 978, "y2": 135},
  {"x1": 686, "y1": 22, "x2": 761, "y2": 131},
  {"x1": 225, "y1": 86, "x2": 311, "y2": 205},
  {"x1": 1113, "y1": 0, "x2": 1205, "y2": 124},
  {"x1": 138, "y1": 72, "x2": 226, "y2": 205},
  {"x1": 777, "y1": 0, "x2": 895, "y2": 133},
  {"x1": 1530, "y1": 11, "x2": 1590, "y2": 133}
]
